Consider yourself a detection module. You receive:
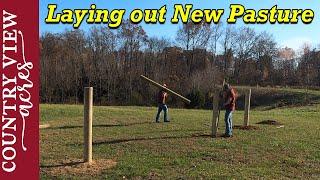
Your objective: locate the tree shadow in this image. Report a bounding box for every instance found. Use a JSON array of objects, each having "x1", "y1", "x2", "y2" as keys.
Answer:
[
  {"x1": 233, "y1": 125, "x2": 259, "y2": 130},
  {"x1": 40, "y1": 160, "x2": 84, "y2": 168},
  {"x1": 192, "y1": 133, "x2": 227, "y2": 138},
  {"x1": 49, "y1": 122, "x2": 153, "y2": 130},
  {"x1": 92, "y1": 133, "x2": 223, "y2": 146}
]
